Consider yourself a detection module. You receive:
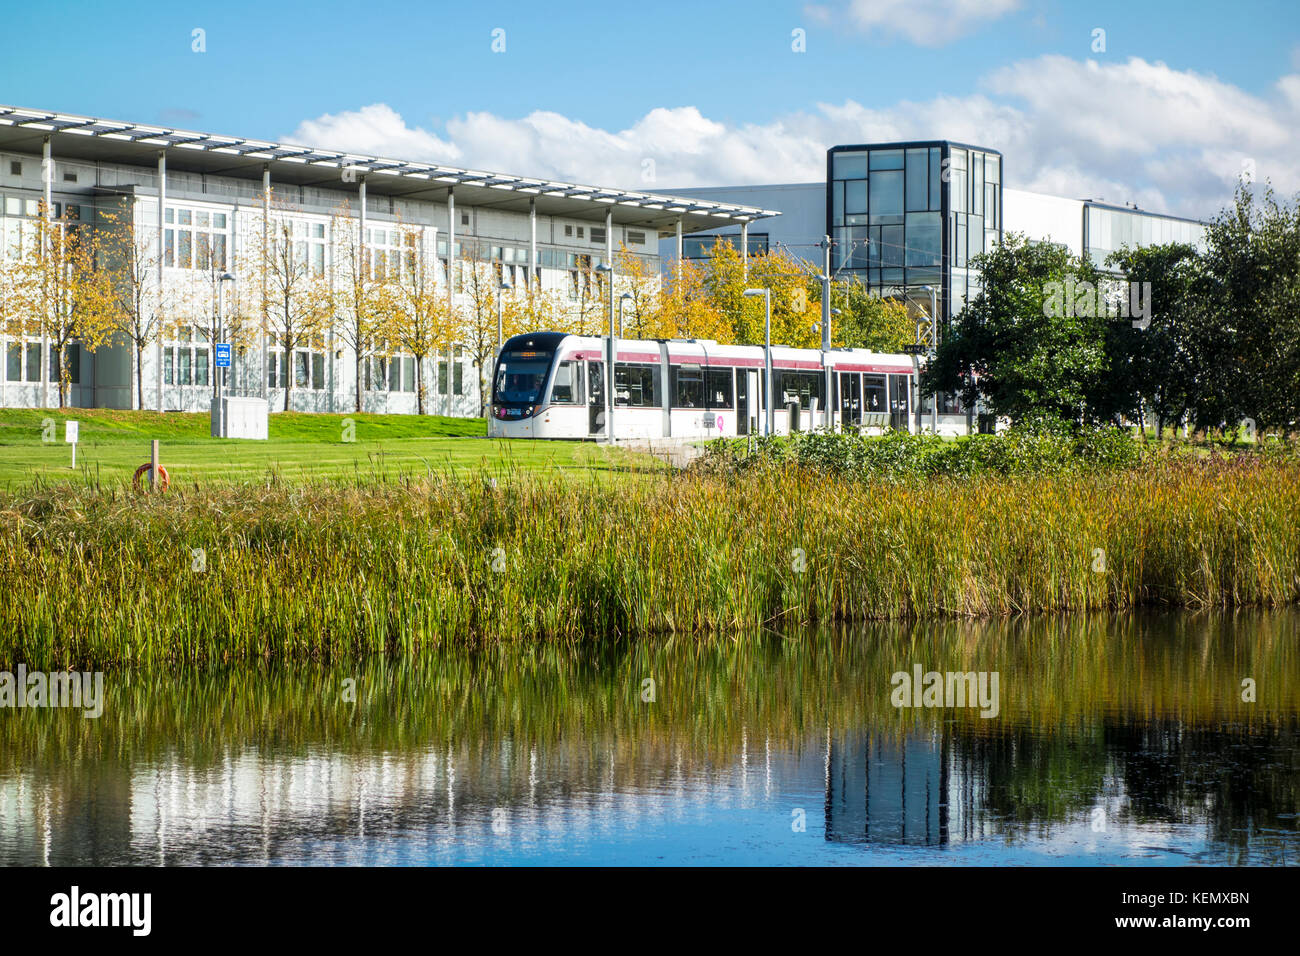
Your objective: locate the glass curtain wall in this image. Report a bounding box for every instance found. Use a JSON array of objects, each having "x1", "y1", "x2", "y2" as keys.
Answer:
[{"x1": 829, "y1": 142, "x2": 1002, "y2": 327}]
